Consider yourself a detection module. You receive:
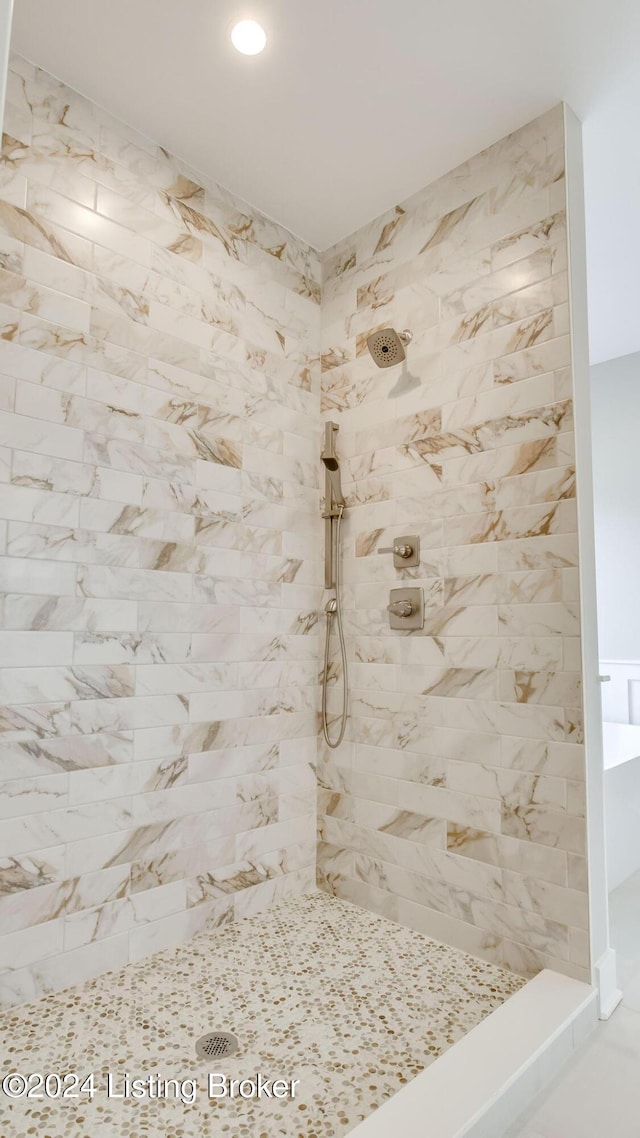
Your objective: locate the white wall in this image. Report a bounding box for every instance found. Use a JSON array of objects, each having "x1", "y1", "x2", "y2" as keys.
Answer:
[
  {"x1": 0, "y1": 2, "x2": 11, "y2": 141},
  {"x1": 605, "y1": 762, "x2": 640, "y2": 891},
  {"x1": 592, "y1": 353, "x2": 640, "y2": 902},
  {"x1": 591, "y1": 351, "x2": 640, "y2": 660}
]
